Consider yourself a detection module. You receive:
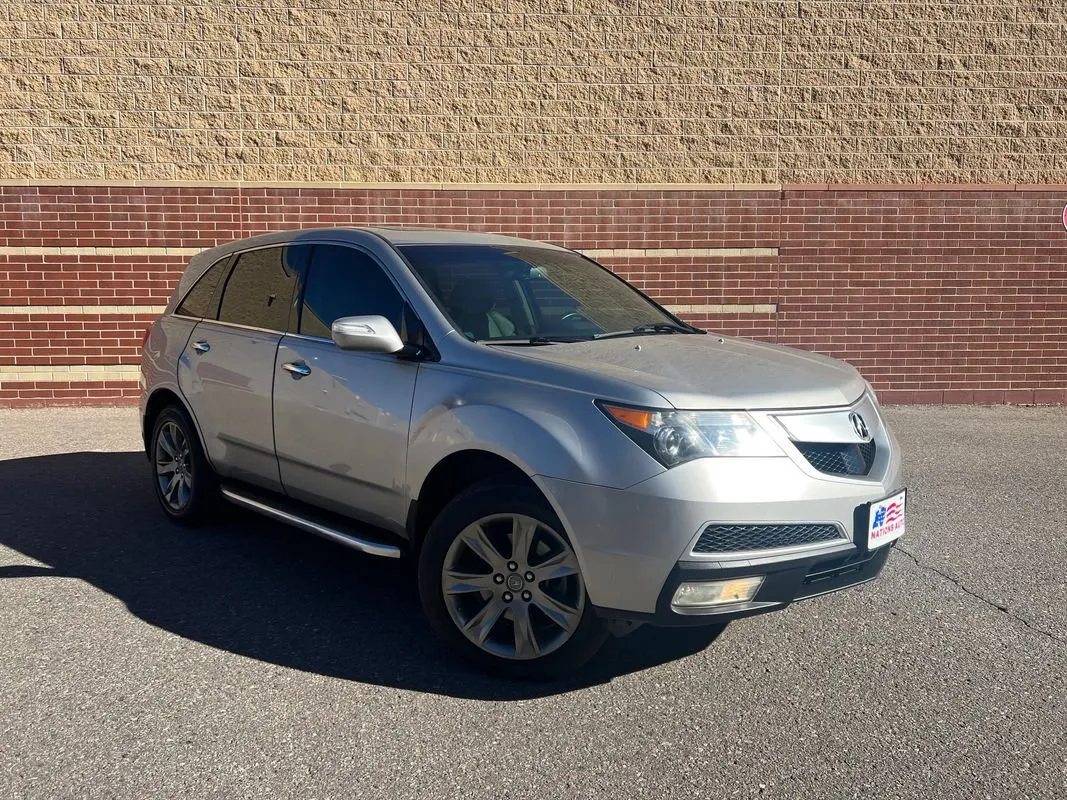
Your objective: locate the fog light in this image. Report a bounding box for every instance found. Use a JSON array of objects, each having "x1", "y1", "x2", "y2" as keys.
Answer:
[{"x1": 672, "y1": 576, "x2": 764, "y2": 609}]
